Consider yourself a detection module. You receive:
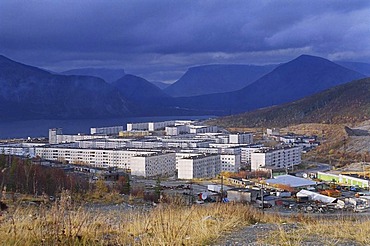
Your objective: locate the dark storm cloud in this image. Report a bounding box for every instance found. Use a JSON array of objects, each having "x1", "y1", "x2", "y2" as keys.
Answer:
[{"x1": 1, "y1": 0, "x2": 369, "y2": 82}]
